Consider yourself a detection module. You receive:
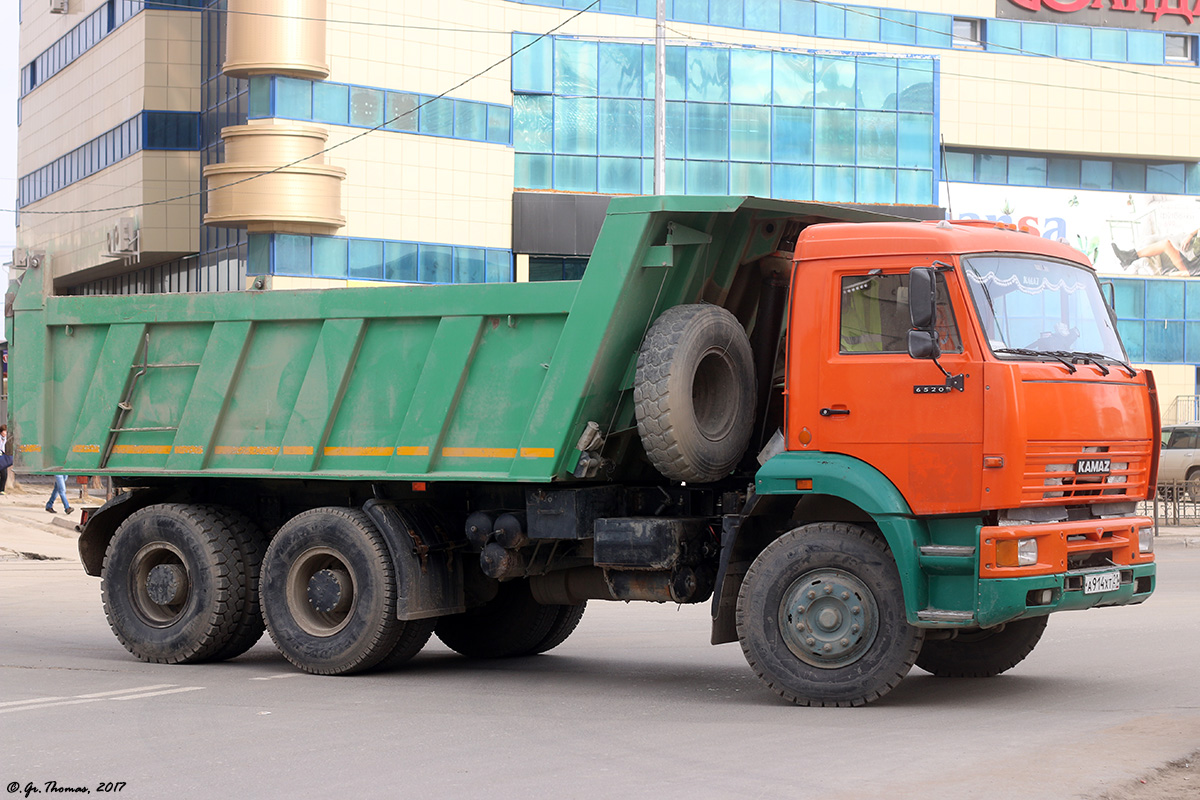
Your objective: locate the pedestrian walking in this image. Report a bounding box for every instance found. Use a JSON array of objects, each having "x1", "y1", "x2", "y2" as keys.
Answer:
[
  {"x1": 0, "y1": 425, "x2": 10, "y2": 495},
  {"x1": 46, "y1": 474, "x2": 73, "y2": 514}
]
